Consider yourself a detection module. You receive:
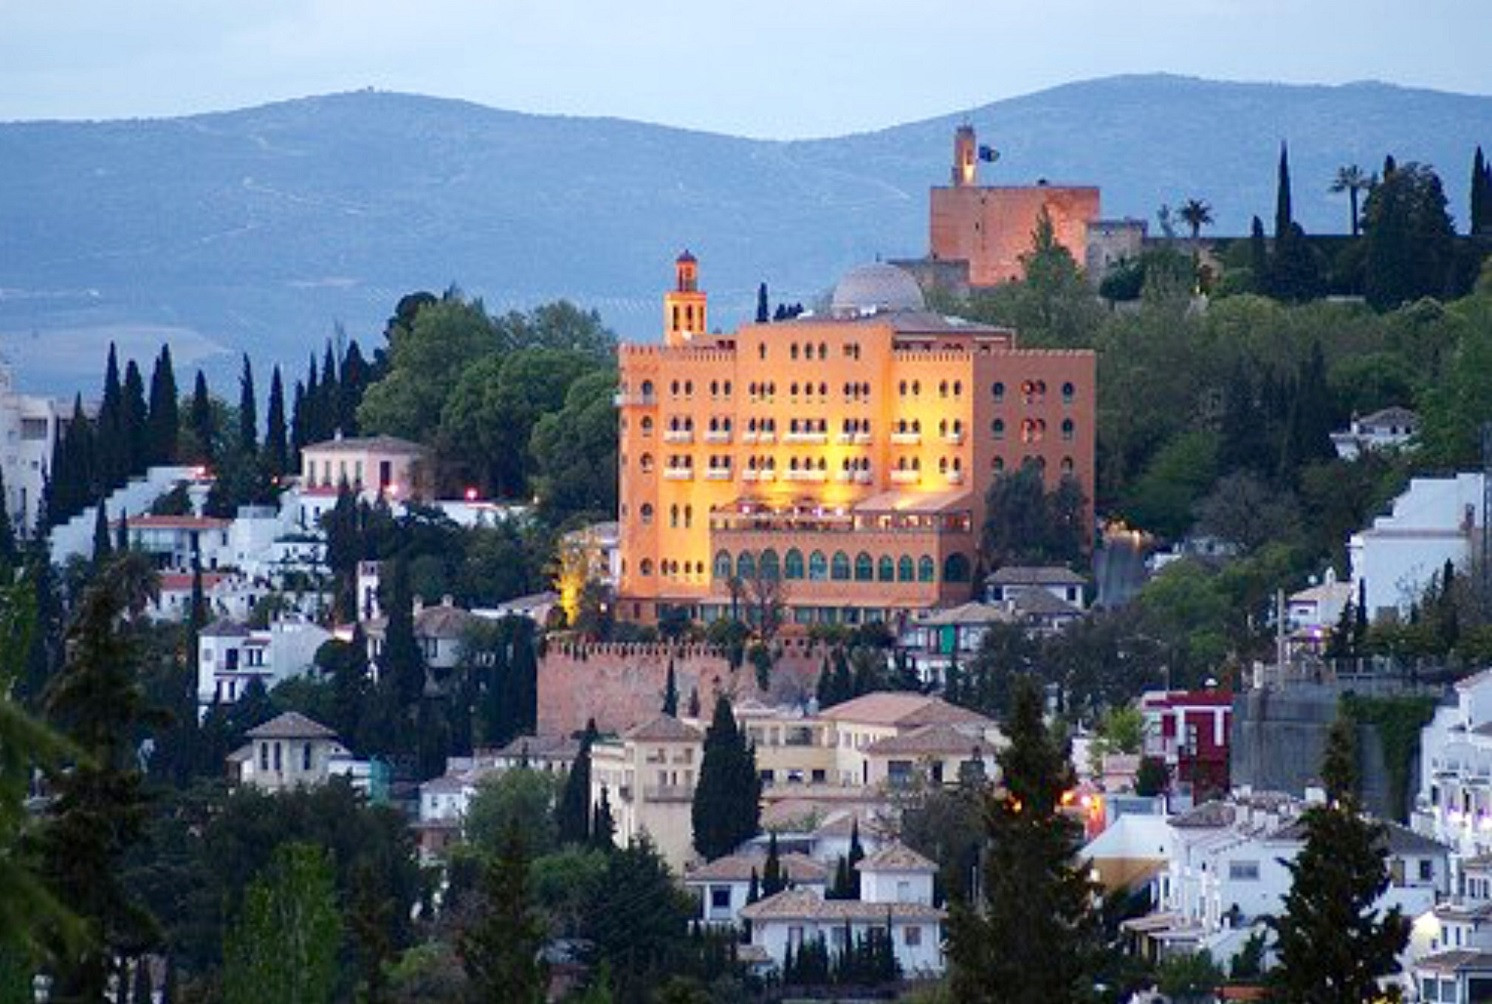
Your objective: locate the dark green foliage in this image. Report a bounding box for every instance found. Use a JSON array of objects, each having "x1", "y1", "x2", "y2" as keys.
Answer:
[
  {"x1": 591, "y1": 785, "x2": 617, "y2": 851},
  {"x1": 691, "y1": 695, "x2": 761, "y2": 861},
  {"x1": 39, "y1": 554, "x2": 161, "y2": 1002},
  {"x1": 91, "y1": 499, "x2": 111, "y2": 565},
  {"x1": 188, "y1": 371, "x2": 216, "y2": 466},
  {"x1": 981, "y1": 462, "x2": 1087, "y2": 570},
  {"x1": 557, "y1": 719, "x2": 598, "y2": 845},
  {"x1": 0, "y1": 469, "x2": 17, "y2": 573},
  {"x1": 586, "y1": 837, "x2": 693, "y2": 1004},
  {"x1": 122, "y1": 360, "x2": 149, "y2": 474},
  {"x1": 459, "y1": 827, "x2": 546, "y2": 1004},
  {"x1": 1268, "y1": 716, "x2": 1410, "y2": 1003},
  {"x1": 1134, "y1": 756, "x2": 1169, "y2": 796},
  {"x1": 96, "y1": 343, "x2": 126, "y2": 489},
  {"x1": 946, "y1": 676, "x2": 1099, "y2": 1004},
  {"x1": 761, "y1": 832, "x2": 784, "y2": 896},
  {"x1": 262, "y1": 365, "x2": 288, "y2": 478},
  {"x1": 662, "y1": 661, "x2": 678, "y2": 716},
  {"x1": 755, "y1": 282, "x2": 769, "y2": 323},
  {"x1": 1341, "y1": 694, "x2": 1438, "y2": 821},
  {"x1": 1275, "y1": 142, "x2": 1294, "y2": 241},
  {"x1": 1363, "y1": 161, "x2": 1459, "y2": 309},
  {"x1": 146, "y1": 345, "x2": 179, "y2": 466},
  {"x1": 237, "y1": 354, "x2": 258, "y2": 454}
]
